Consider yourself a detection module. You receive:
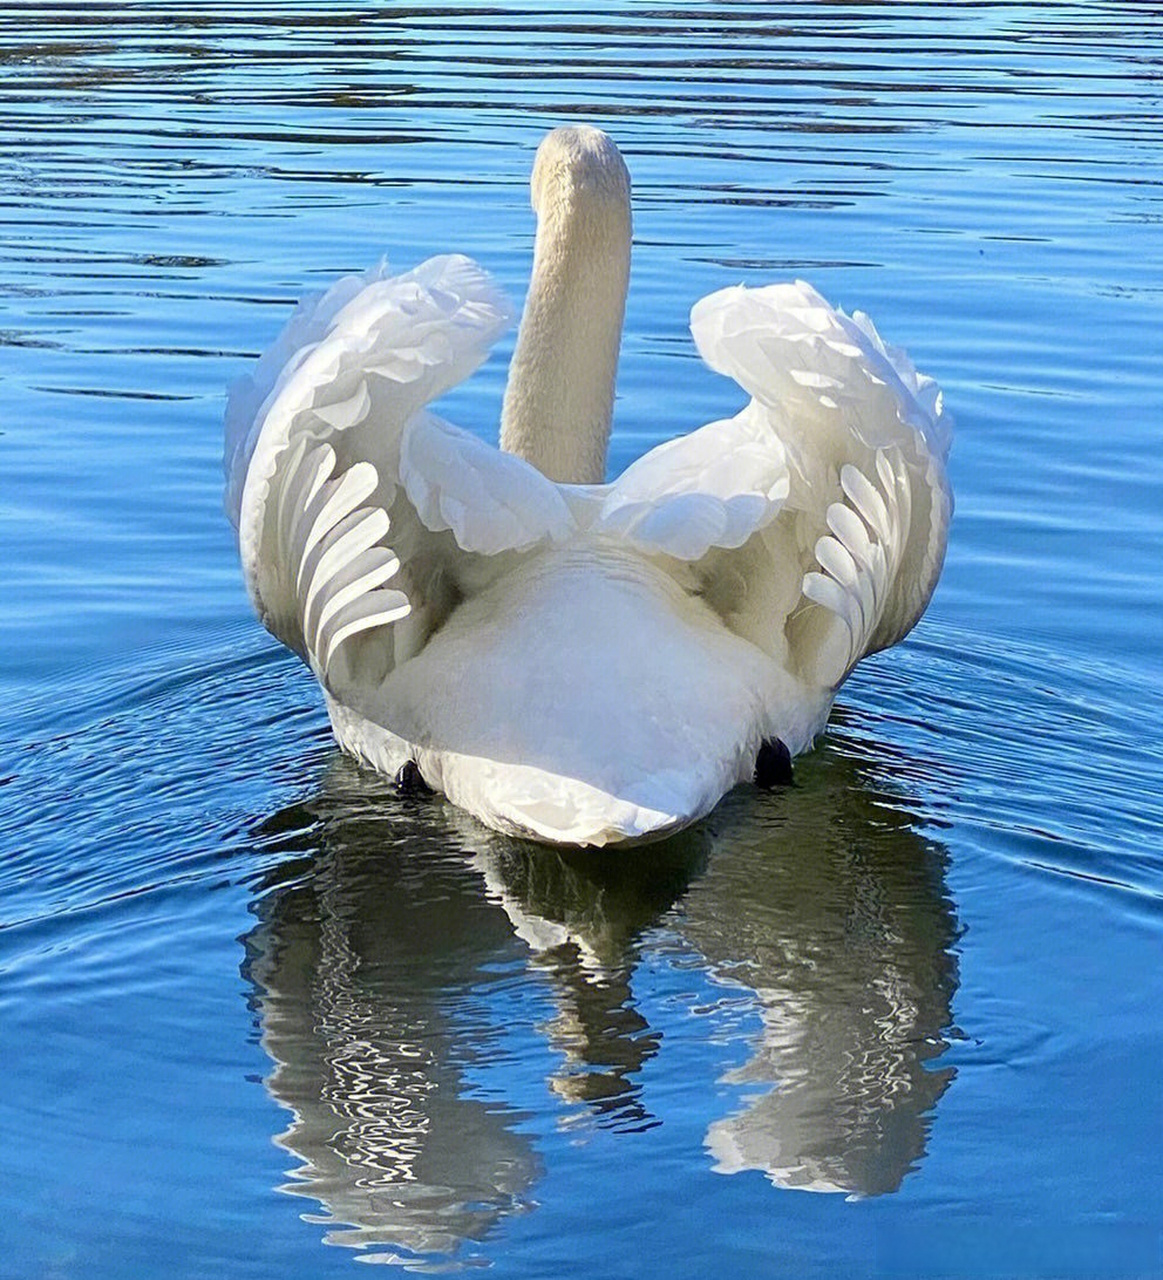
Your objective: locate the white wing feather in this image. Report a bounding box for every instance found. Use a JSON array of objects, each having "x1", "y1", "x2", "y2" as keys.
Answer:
[
  {"x1": 400, "y1": 412, "x2": 575, "y2": 555},
  {"x1": 690, "y1": 280, "x2": 952, "y2": 688},
  {"x1": 224, "y1": 254, "x2": 574, "y2": 696},
  {"x1": 595, "y1": 412, "x2": 790, "y2": 561}
]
